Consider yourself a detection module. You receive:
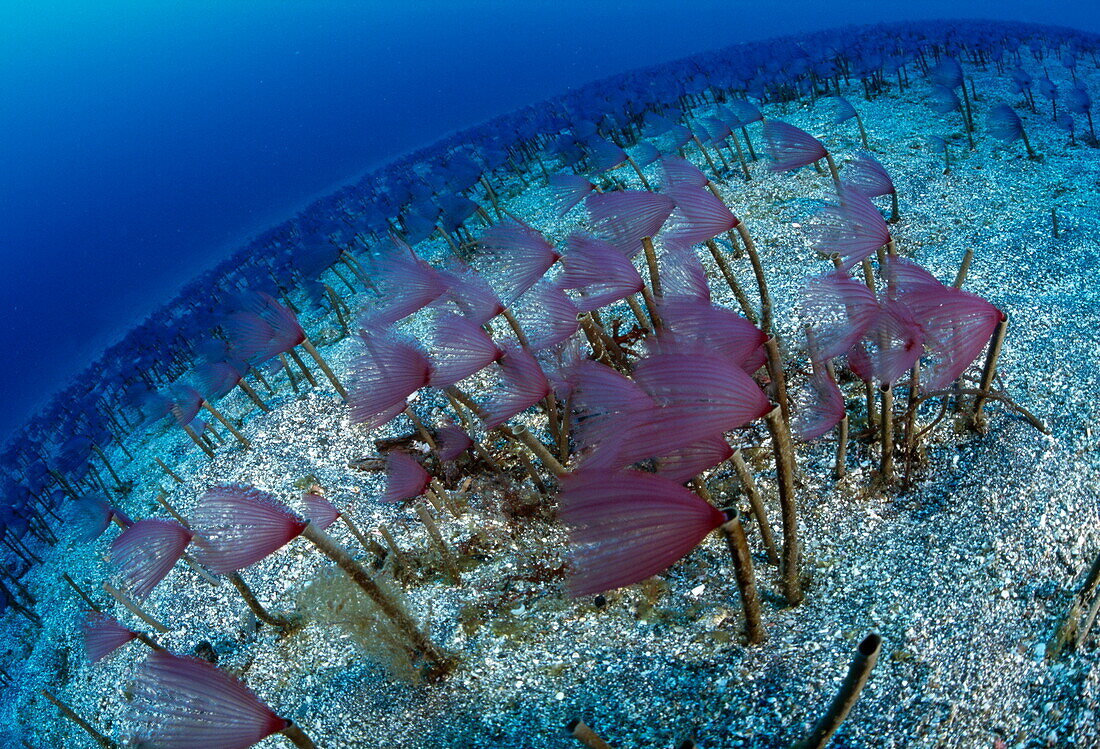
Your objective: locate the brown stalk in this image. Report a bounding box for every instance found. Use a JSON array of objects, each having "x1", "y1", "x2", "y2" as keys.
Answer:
[
  {"x1": 730, "y1": 449, "x2": 780, "y2": 565},
  {"x1": 40, "y1": 690, "x2": 118, "y2": 749},
  {"x1": 566, "y1": 719, "x2": 613, "y2": 749},
  {"x1": 764, "y1": 407, "x2": 802, "y2": 605},
  {"x1": 300, "y1": 523, "x2": 451, "y2": 677},
  {"x1": 794, "y1": 634, "x2": 882, "y2": 749},
  {"x1": 721, "y1": 509, "x2": 766, "y2": 644},
  {"x1": 414, "y1": 502, "x2": 461, "y2": 584}
]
